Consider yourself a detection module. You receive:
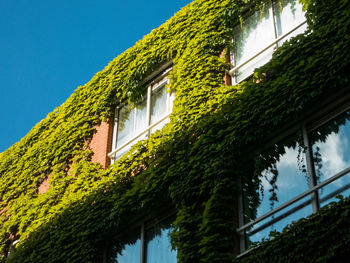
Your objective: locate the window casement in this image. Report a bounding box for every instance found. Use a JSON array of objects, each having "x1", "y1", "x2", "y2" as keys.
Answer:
[
  {"x1": 106, "y1": 215, "x2": 177, "y2": 263},
  {"x1": 237, "y1": 102, "x2": 350, "y2": 256},
  {"x1": 108, "y1": 68, "x2": 175, "y2": 161},
  {"x1": 230, "y1": 0, "x2": 307, "y2": 83}
]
